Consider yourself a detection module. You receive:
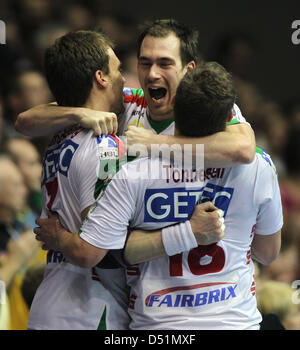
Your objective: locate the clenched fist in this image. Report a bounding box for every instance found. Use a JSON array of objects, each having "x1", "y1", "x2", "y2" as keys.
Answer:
[{"x1": 190, "y1": 202, "x2": 225, "y2": 245}]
